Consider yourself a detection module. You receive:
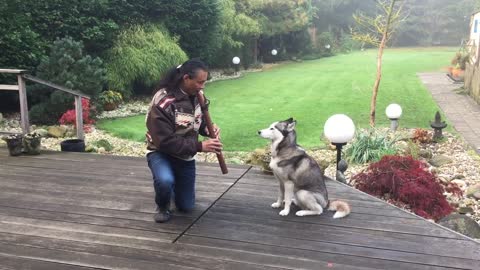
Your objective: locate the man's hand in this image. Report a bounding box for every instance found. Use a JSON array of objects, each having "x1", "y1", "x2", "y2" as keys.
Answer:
[
  {"x1": 205, "y1": 124, "x2": 221, "y2": 139},
  {"x1": 201, "y1": 138, "x2": 223, "y2": 154}
]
